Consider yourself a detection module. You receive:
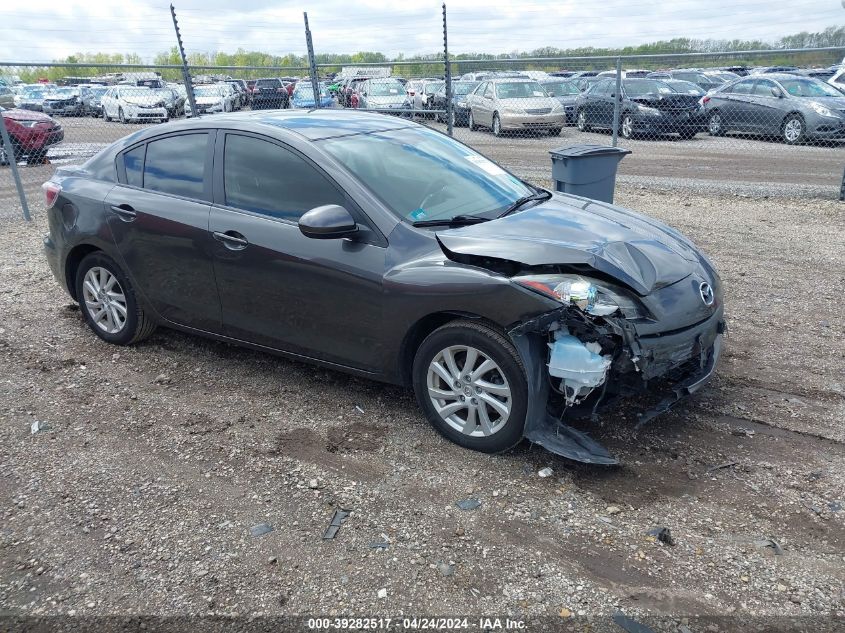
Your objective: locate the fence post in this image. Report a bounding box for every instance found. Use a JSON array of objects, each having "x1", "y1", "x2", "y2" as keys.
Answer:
[
  {"x1": 304, "y1": 13, "x2": 321, "y2": 109},
  {"x1": 170, "y1": 4, "x2": 198, "y2": 118},
  {"x1": 443, "y1": 2, "x2": 453, "y2": 136},
  {"x1": 0, "y1": 110, "x2": 32, "y2": 222},
  {"x1": 611, "y1": 56, "x2": 622, "y2": 147}
]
